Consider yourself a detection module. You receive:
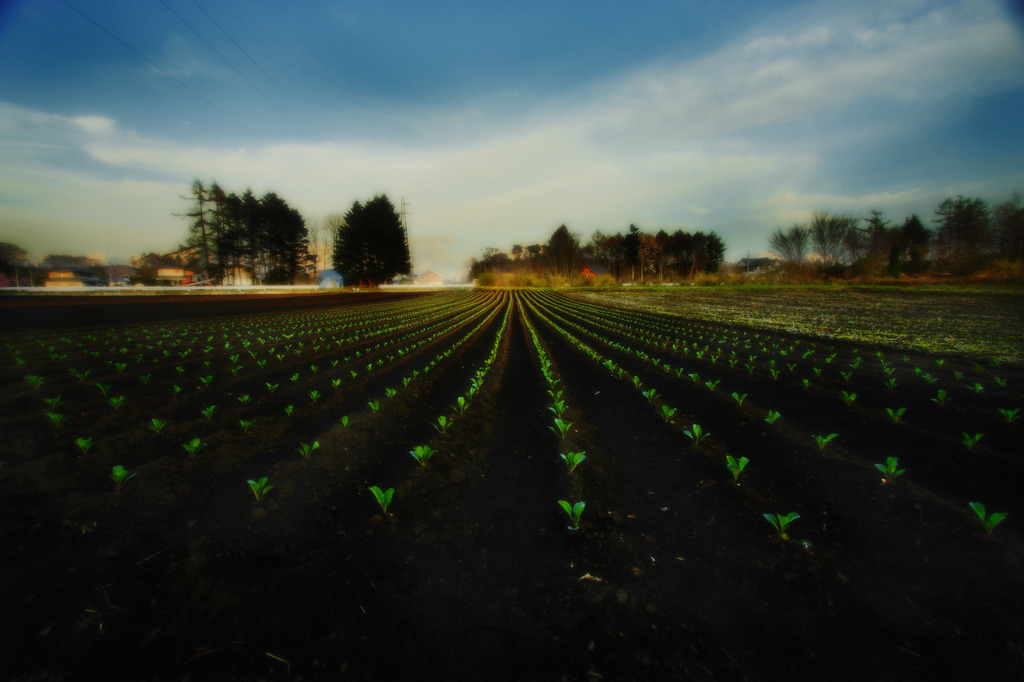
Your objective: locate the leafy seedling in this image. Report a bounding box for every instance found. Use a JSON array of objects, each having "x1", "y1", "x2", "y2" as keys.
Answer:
[
  {"x1": 874, "y1": 456, "x2": 905, "y2": 484},
  {"x1": 885, "y1": 407, "x2": 906, "y2": 424},
  {"x1": 149, "y1": 418, "x2": 167, "y2": 434},
  {"x1": 182, "y1": 437, "x2": 205, "y2": 458},
  {"x1": 764, "y1": 410, "x2": 781, "y2": 425},
  {"x1": 46, "y1": 412, "x2": 67, "y2": 428},
  {"x1": 75, "y1": 436, "x2": 94, "y2": 455},
  {"x1": 962, "y1": 432, "x2": 983, "y2": 452},
  {"x1": 683, "y1": 423, "x2": 709, "y2": 446},
  {"x1": 726, "y1": 455, "x2": 749, "y2": 483},
  {"x1": 731, "y1": 392, "x2": 747, "y2": 407},
  {"x1": 560, "y1": 451, "x2": 586, "y2": 473},
  {"x1": 764, "y1": 512, "x2": 800, "y2": 540},
  {"x1": 110, "y1": 465, "x2": 136, "y2": 494},
  {"x1": 931, "y1": 389, "x2": 951, "y2": 407},
  {"x1": 661, "y1": 405, "x2": 676, "y2": 423},
  {"x1": 434, "y1": 415, "x2": 452, "y2": 434},
  {"x1": 410, "y1": 444, "x2": 436, "y2": 466},
  {"x1": 248, "y1": 476, "x2": 274, "y2": 503},
  {"x1": 550, "y1": 418, "x2": 573, "y2": 440},
  {"x1": 297, "y1": 441, "x2": 320, "y2": 458},
  {"x1": 997, "y1": 408, "x2": 1021, "y2": 423},
  {"x1": 968, "y1": 502, "x2": 1007, "y2": 535},
  {"x1": 369, "y1": 486, "x2": 394, "y2": 516},
  {"x1": 814, "y1": 433, "x2": 837, "y2": 450},
  {"x1": 558, "y1": 500, "x2": 586, "y2": 531}
]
